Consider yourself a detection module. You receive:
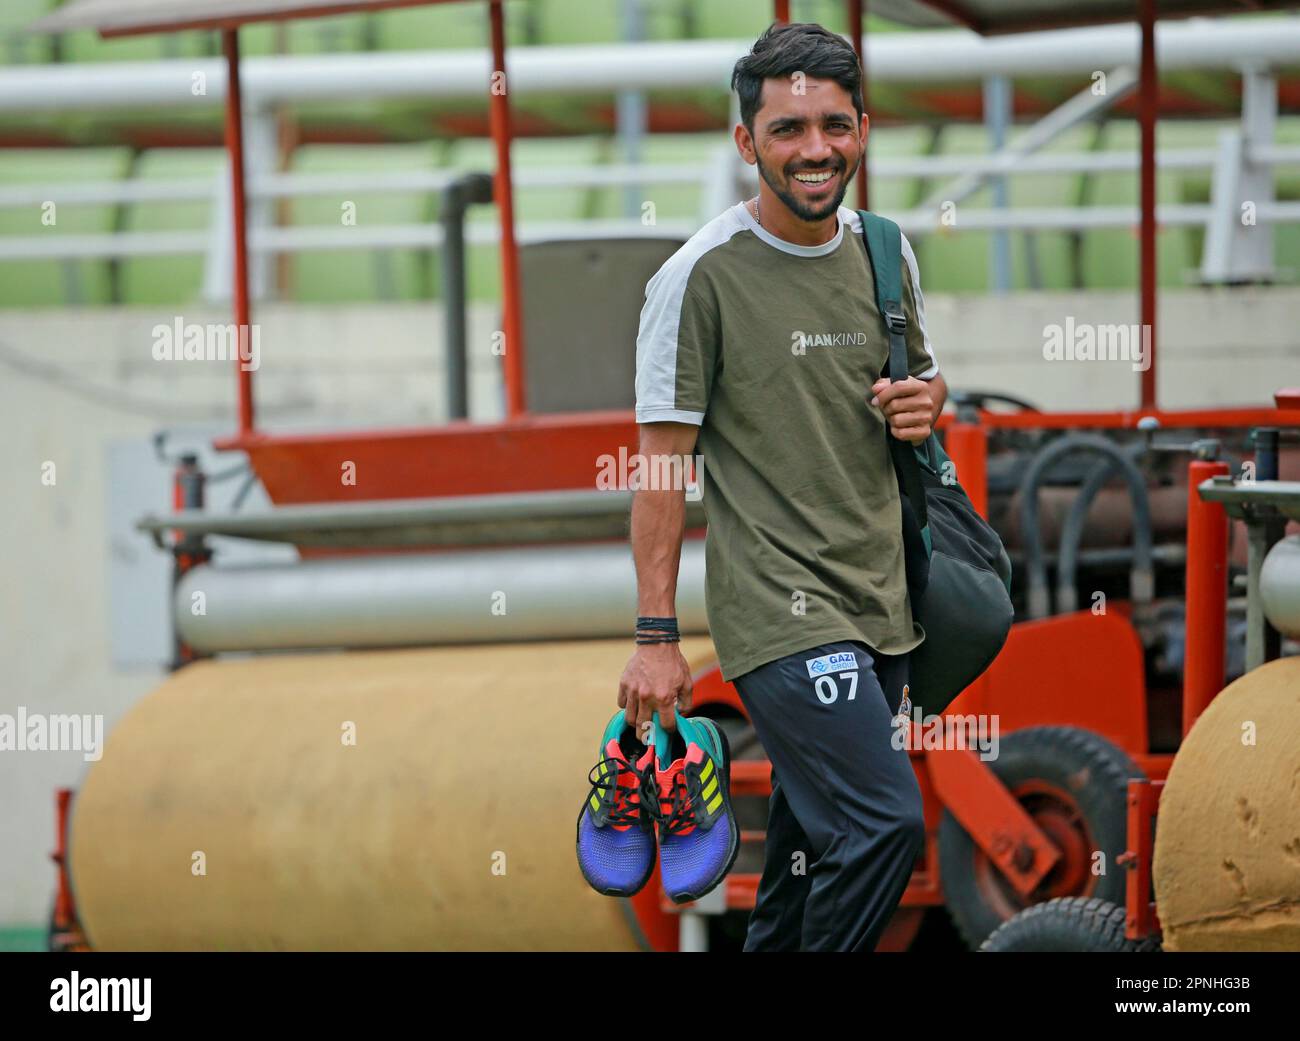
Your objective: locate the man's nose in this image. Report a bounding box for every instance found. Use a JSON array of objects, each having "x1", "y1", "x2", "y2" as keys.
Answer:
[{"x1": 800, "y1": 129, "x2": 835, "y2": 165}]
